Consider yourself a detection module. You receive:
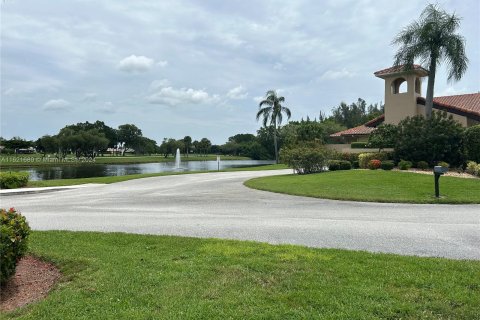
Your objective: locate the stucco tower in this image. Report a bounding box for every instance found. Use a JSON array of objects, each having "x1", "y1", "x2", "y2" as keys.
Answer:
[{"x1": 374, "y1": 65, "x2": 429, "y2": 125}]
